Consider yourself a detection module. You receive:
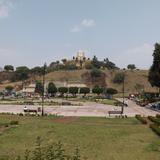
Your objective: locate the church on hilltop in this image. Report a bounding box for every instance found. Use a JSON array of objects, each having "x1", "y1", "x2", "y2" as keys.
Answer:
[{"x1": 72, "y1": 50, "x2": 90, "y2": 68}]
